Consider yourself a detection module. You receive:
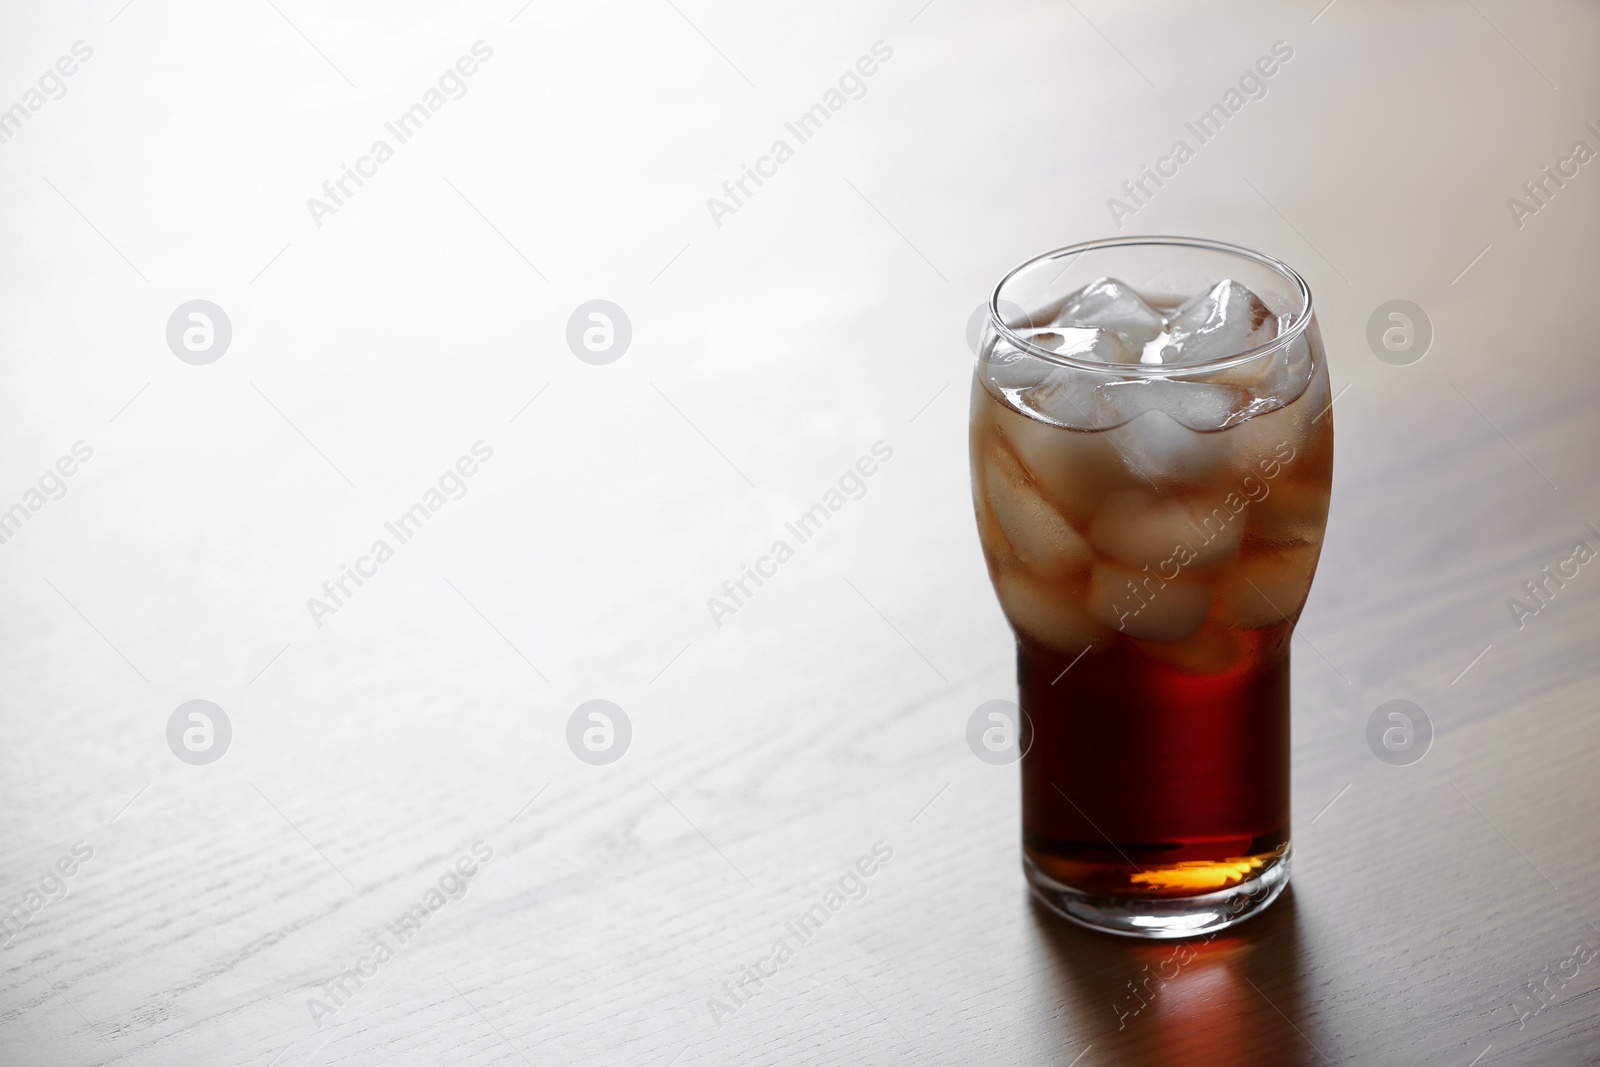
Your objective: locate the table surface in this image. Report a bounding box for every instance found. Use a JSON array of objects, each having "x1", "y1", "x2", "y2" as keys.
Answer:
[{"x1": 2, "y1": 1, "x2": 1598, "y2": 1064}]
